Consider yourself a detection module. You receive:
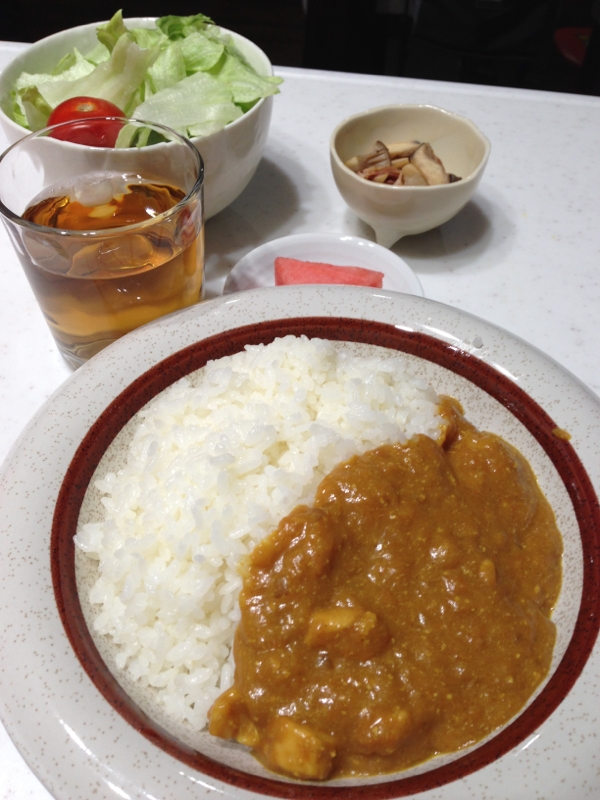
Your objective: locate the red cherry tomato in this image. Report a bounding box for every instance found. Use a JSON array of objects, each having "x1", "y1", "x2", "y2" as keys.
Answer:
[{"x1": 47, "y1": 97, "x2": 125, "y2": 147}]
